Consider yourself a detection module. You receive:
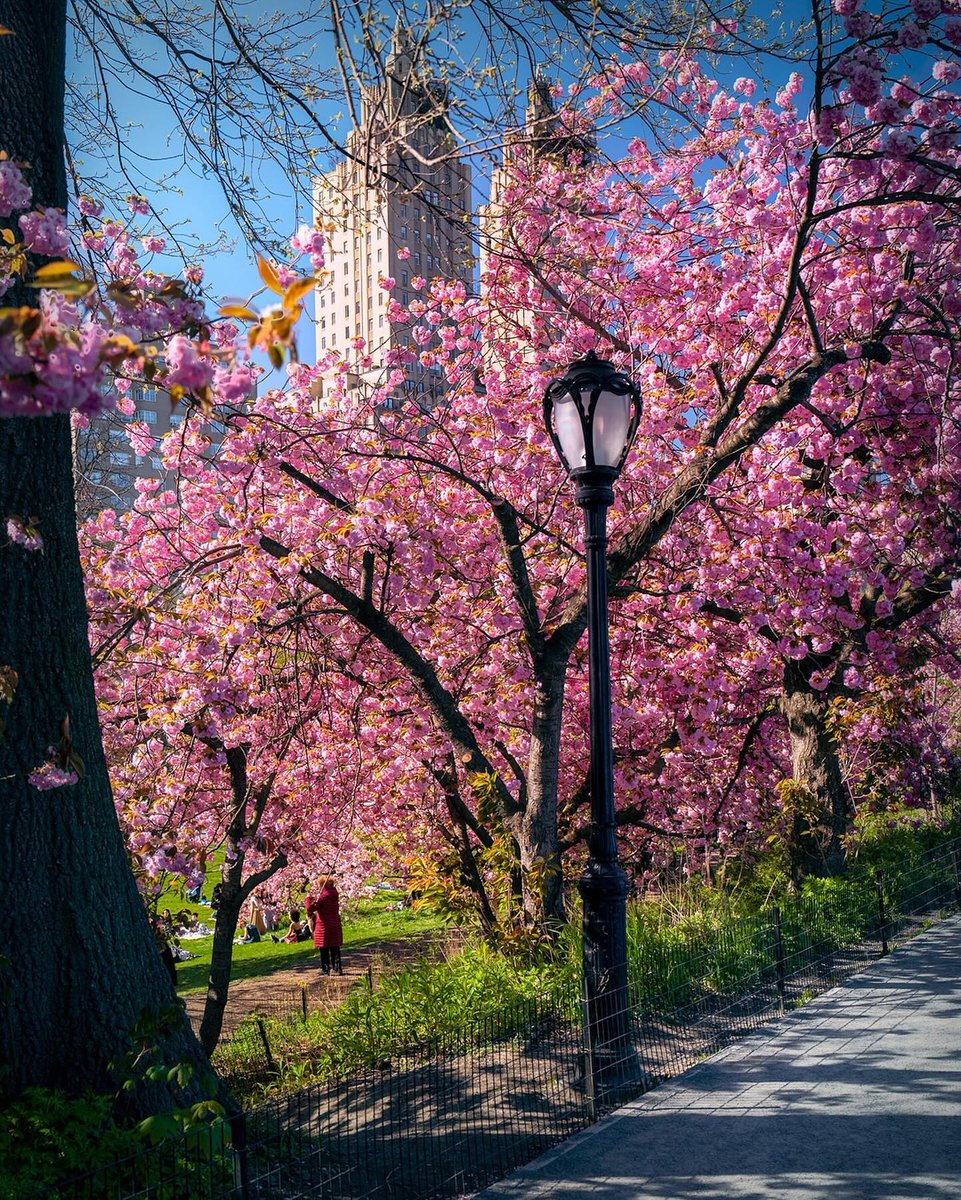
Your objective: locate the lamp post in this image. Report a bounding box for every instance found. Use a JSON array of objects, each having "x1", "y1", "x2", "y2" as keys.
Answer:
[{"x1": 544, "y1": 350, "x2": 642, "y2": 1096}]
